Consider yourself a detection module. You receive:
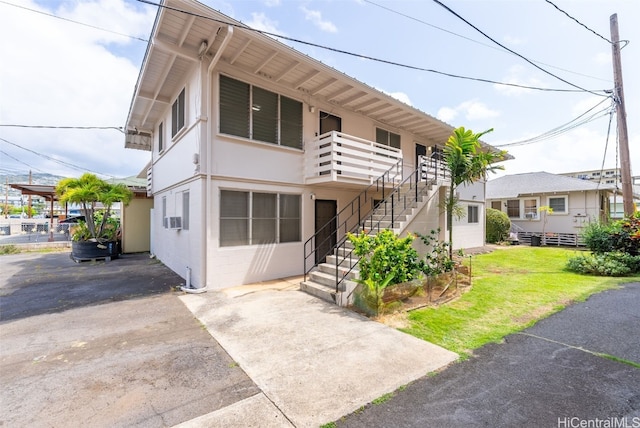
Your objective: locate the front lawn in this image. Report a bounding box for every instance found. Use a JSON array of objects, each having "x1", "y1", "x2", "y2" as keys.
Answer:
[{"x1": 401, "y1": 246, "x2": 637, "y2": 357}]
